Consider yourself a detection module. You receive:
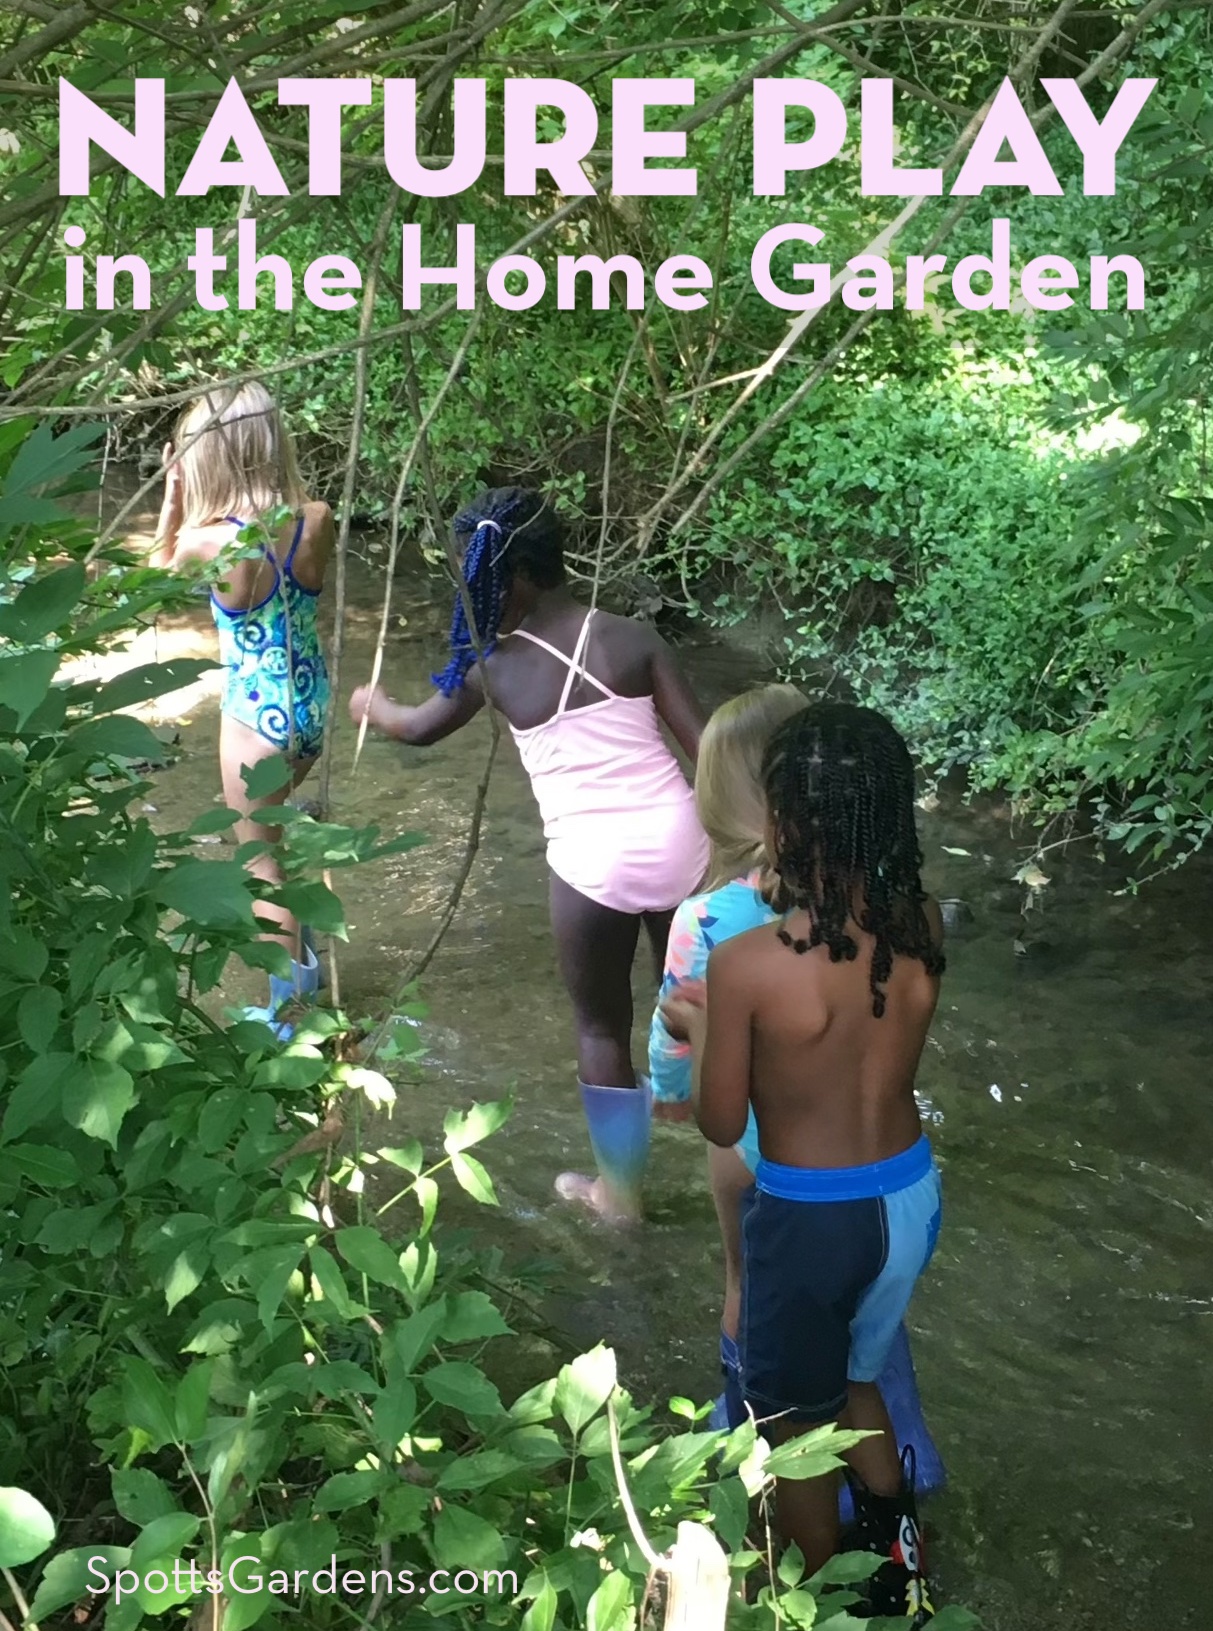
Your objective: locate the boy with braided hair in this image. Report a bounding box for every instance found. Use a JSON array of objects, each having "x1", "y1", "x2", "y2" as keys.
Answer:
[{"x1": 662, "y1": 702, "x2": 945, "y2": 1622}]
